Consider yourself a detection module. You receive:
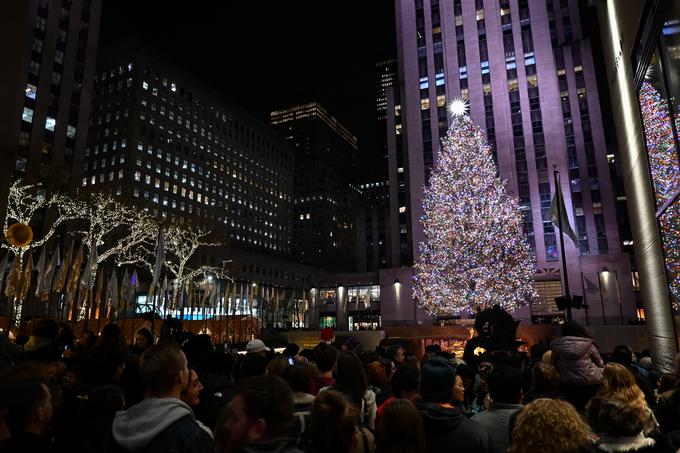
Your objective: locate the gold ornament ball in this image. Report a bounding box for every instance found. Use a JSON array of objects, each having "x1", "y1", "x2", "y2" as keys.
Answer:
[{"x1": 6, "y1": 223, "x2": 33, "y2": 247}]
